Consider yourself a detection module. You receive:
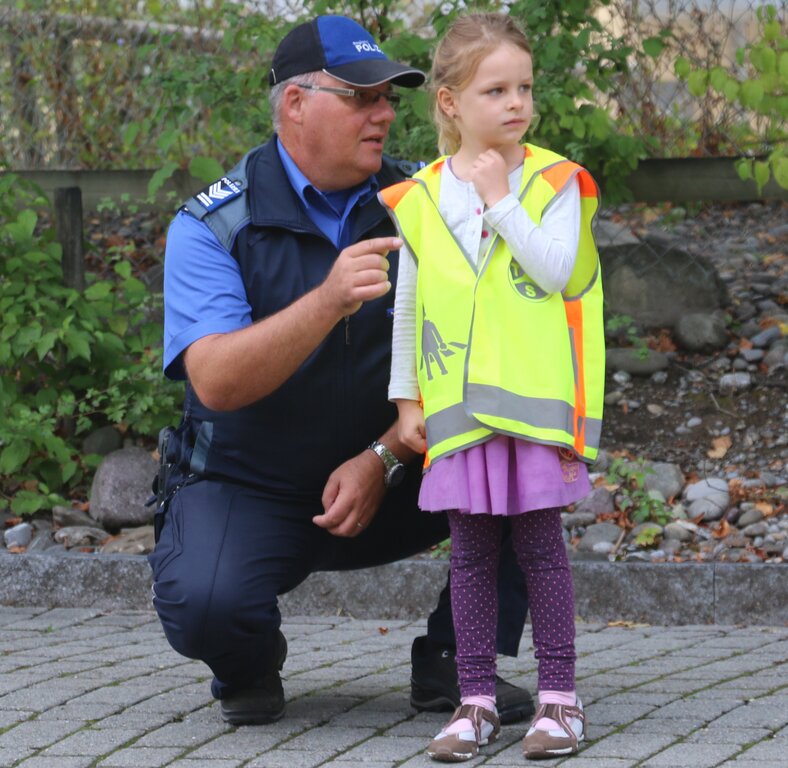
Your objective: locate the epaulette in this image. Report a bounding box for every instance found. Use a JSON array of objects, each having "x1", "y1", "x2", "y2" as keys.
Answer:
[{"x1": 180, "y1": 145, "x2": 262, "y2": 252}]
